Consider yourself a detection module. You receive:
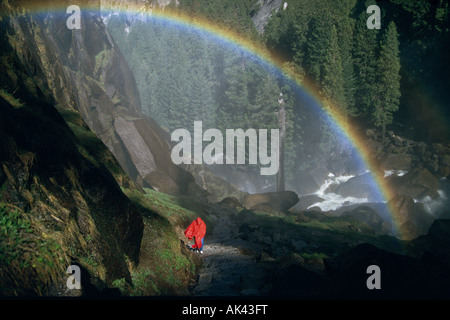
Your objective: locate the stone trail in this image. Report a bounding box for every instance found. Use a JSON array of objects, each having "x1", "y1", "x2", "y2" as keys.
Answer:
[{"x1": 189, "y1": 213, "x2": 270, "y2": 296}]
